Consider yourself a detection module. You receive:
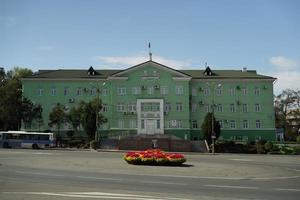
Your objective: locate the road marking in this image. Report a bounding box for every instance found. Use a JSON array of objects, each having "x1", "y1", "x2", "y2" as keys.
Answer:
[
  {"x1": 204, "y1": 184, "x2": 258, "y2": 190},
  {"x1": 68, "y1": 192, "x2": 191, "y2": 200},
  {"x1": 111, "y1": 171, "x2": 300, "y2": 181},
  {"x1": 15, "y1": 171, "x2": 122, "y2": 181},
  {"x1": 252, "y1": 175, "x2": 300, "y2": 180},
  {"x1": 0, "y1": 151, "x2": 55, "y2": 155},
  {"x1": 275, "y1": 188, "x2": 300, "y2": 192},
  {"x1": 228, "y1": 159, "x2": 254, "y2": 162},
  {"x1": 1, "y1": 192, "x2": 193, "y2": 200},
  {"x1": 15, "y1": 171, "x2": 65, "y2": 177},
  {"x1": 75, "y1": 175, "x2": 122, "y2": 181},
  {"x1": 140, "y1": 180, "x2": 188, "y2": 186}
]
